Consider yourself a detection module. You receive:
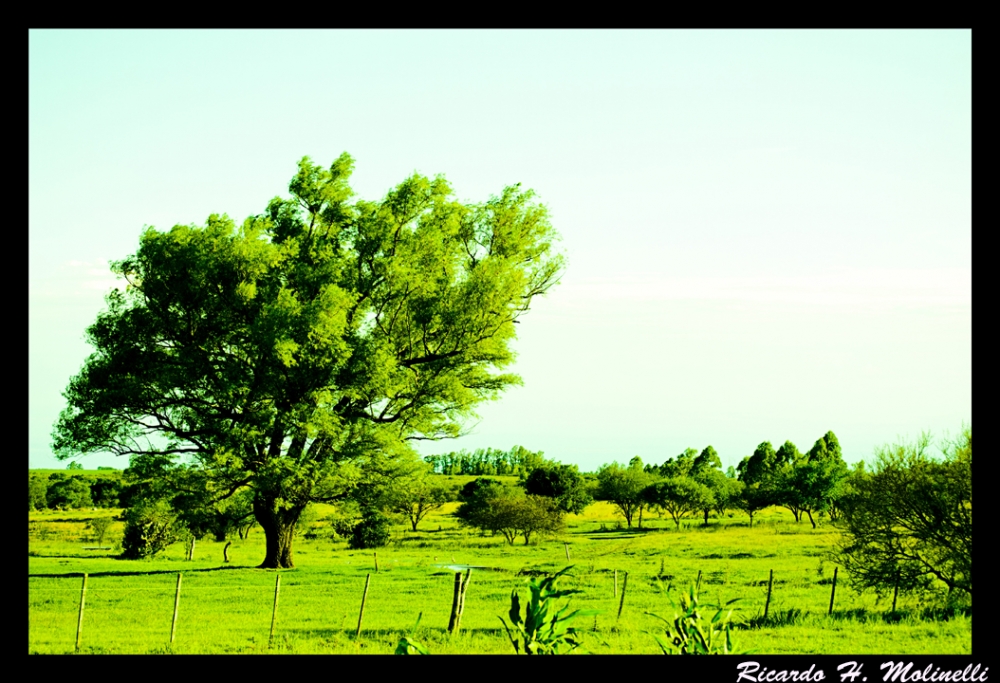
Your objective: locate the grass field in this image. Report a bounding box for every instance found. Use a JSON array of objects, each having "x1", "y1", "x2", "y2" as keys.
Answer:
[{"x1": 28, "y1": 502, "x2": 971, "y2": 654}]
